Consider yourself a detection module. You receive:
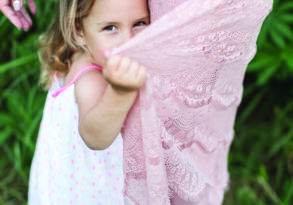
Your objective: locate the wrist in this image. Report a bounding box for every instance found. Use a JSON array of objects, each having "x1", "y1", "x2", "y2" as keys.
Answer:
[
  {"x1": 107, "y1": 84, "x2": 138, "y2": 101},
  {"x1": 109, "y1": 84, "x2": 138, "y2": 96}
]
